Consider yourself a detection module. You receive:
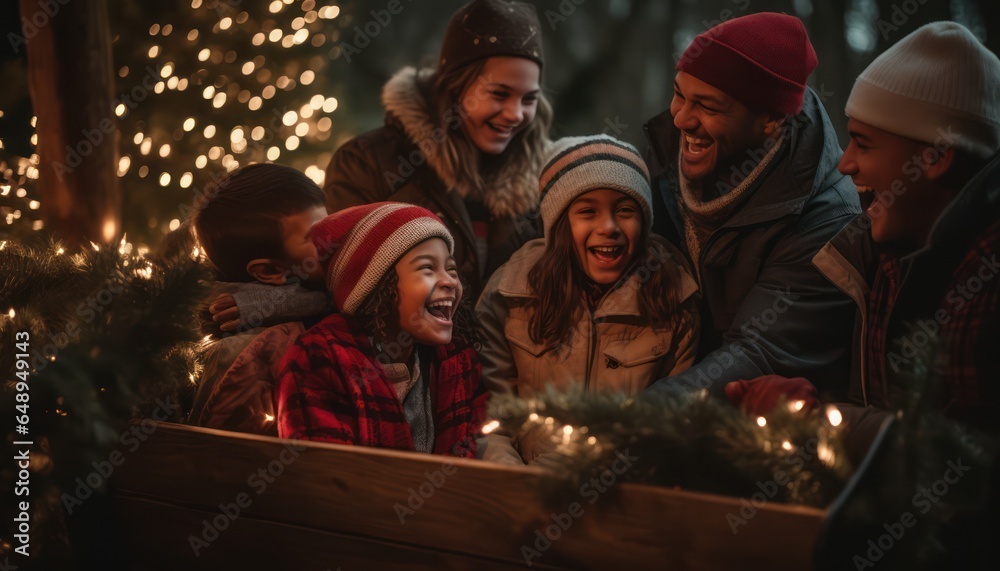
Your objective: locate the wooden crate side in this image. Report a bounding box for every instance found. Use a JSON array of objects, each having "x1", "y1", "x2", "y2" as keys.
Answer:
[{"x1": 111, "y1": 423, "x2": 824, "y2": 570}]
